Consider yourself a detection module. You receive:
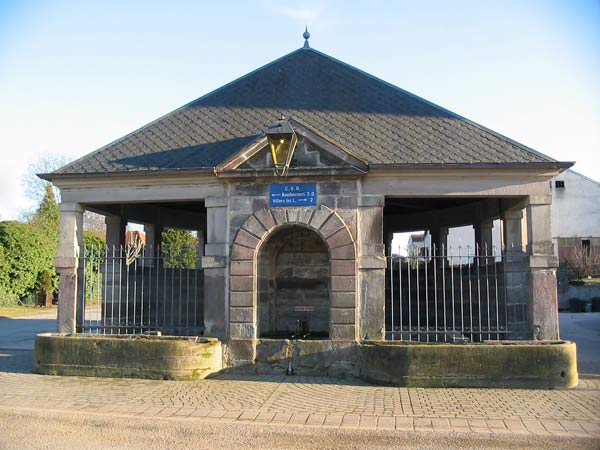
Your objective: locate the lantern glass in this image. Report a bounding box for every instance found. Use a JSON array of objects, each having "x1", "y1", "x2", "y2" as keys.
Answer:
[
  {"x1": 268, "y1": 133, "x2": 296, "y2": 169},
  {"x1": 265, "y1": 117, "x2": 298, "y2": 174}
]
